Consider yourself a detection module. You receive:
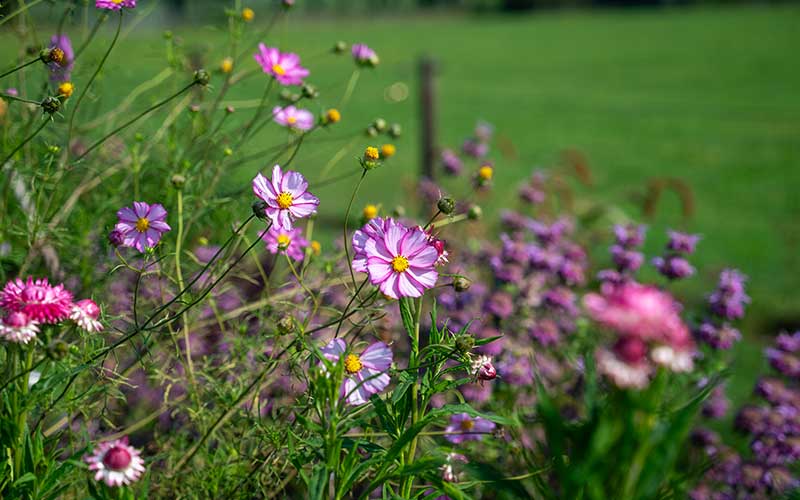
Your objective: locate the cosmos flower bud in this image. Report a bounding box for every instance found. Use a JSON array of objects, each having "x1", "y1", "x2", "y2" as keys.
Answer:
[
  {"x1": 193, "y1": 69, "x2": 210, "y2": 86},
  {"x1": 108, "y1": 229, "x2": 125, "y2": 247},
  {"x1": 171, "y1": 174, "x2": 186, "y2": 189},
  {"x1": 41, "y1": 47, "x2": 65, "y2": 65},
  {"x1": 455, "y1": 334, "x2": 475, "y2": 353},
  {"x1": 225, "y1": 105, "x2": 235, "y2": 114},
  {"x1": 277, "y1": 315, "x2": 295, "y2": 335},
  {"x1": 333, "y1": 41, "x2": 348, "y2": 53},
  {"x1": 57, "y1": 81, "x2": 74, "y2": 99},
  {"x1": 362, "y1": 146, "x2": 380, "y2": 170},
  {"x1": 365, "y1": 126, "x2": 379, "y2": 137},
  {"x1": 380, "y1": 144, "x2": 396, "y2": 159},
  {"x1": 392, "y1": 205, "x2": 406, "y2": 217},
  {"x1": 220, "y1": 57, "x2": 234, "y2": 74},
  {"x1": 301, "y1": 83, "x2": 318, "y2": 99},
  {"x1": 437, "y1": 196, "x2": 456, "y2": 215},
  {"x1": 324, "y1": 108, "x2": 341, "y2": 125},
  {"x1": 389, "y1": 123, "x2": 402, "y2": 138},
  {"x1": 362, "y1": 204, "x2": 378, "y2": 220},
  {"x1": 252, "y1": 200, "x2": 269, "y2": 220},
  {"x1": 467, "y1": 205, "x2": 482, "y2": 220},
  {"x1": 282, "y1": 0, "x2": 295, "y2": 9},
  {"x1": 452, "y1": 276, "x2": 472, "y2": 292},
  {"x1": 242, "y1": 7, "x2": 255, "y2": 21},
  {"x1": 41, "y1": 96, "x2": 60, "y2": 114},
  {"x1": 223, "y1": 147, "x2": 233, "y2": 156},
  {"x1": 373, "y1": 118, "x2": 387, "y2": 132}
]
